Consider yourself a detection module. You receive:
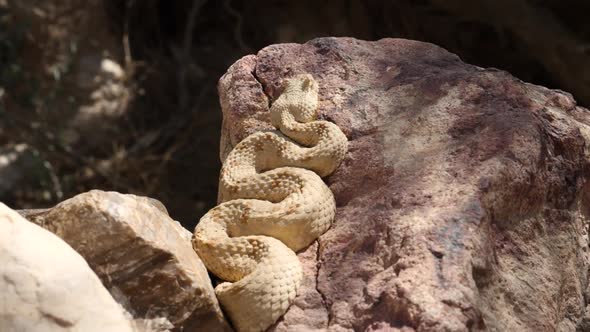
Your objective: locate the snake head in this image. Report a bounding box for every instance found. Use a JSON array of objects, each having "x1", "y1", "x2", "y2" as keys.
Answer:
[
  {"x1": 271, "y1": 74, "x2": 320, "y2": 127},
  {"x1": 287, "y1": 74, "x2": 318, "y2": 95}
]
